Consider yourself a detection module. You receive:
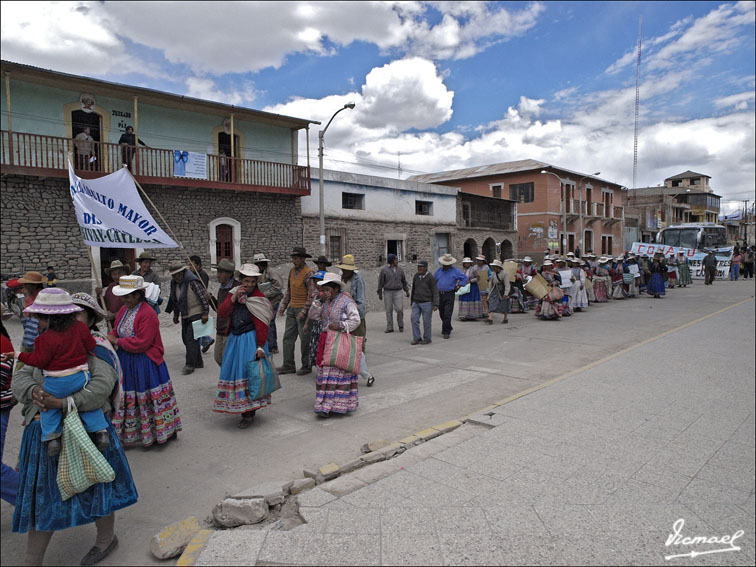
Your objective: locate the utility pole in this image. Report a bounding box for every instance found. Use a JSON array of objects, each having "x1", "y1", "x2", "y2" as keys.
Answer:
[{"x1": 632, "y1": 16, "x2": 643, "y2": 190}]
